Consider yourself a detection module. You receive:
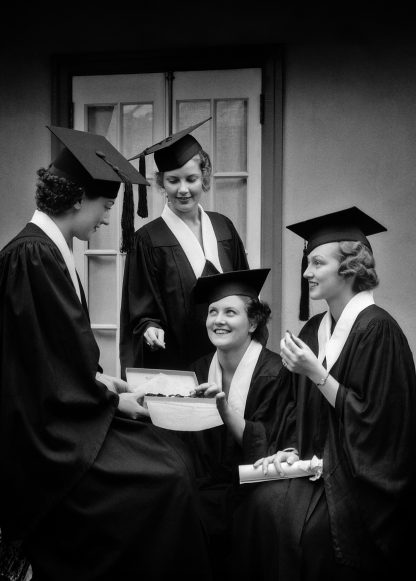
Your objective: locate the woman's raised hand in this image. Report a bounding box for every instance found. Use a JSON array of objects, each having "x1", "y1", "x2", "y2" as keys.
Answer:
[{"x1": 280, "y1": 331, "x2": 321, "y2": 378}]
